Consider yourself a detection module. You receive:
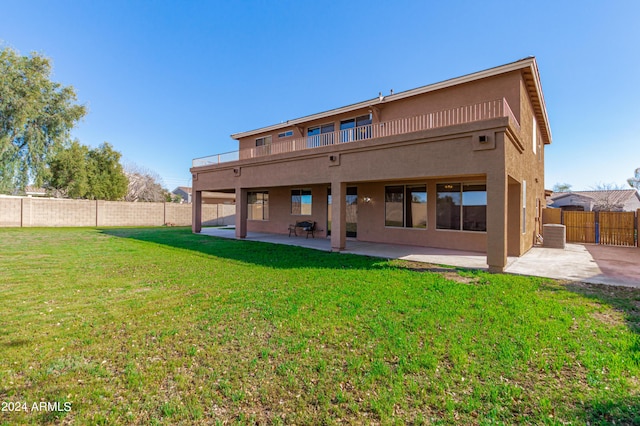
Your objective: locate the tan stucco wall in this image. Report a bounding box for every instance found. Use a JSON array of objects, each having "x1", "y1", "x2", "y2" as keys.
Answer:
[
  {"x1": 196, "y1": 123, "x2": 508, "y2": 253},
  {"x1": 237, "y1": 71, "x2": 523, "y2": 153},
  {"x1": 245, "y1": 179, "x2": 489, "y2": 252},
  {"x1": 501, "y1": 75, "x2": 547, "y2": 255},
  {"x1": 195, "y1": 119, "x2": 507, "y2": 191},
  {"x1": 0, "y1": 198, "x2": 22, "y2": 226}
]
